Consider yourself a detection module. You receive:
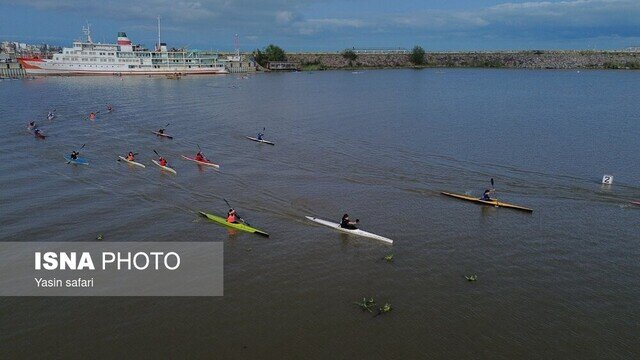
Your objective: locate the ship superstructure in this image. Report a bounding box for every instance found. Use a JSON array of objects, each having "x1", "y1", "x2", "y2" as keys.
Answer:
[{"x1": 19, "y1": 23, "x2": 228, "y2": 75}]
